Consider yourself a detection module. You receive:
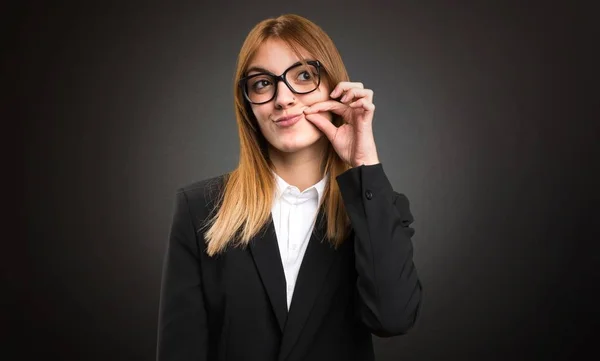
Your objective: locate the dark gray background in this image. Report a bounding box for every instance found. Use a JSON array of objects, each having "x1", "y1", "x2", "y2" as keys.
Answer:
[{"x1": 13, "y1": 1, "x2": 597, "y2": 360}]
